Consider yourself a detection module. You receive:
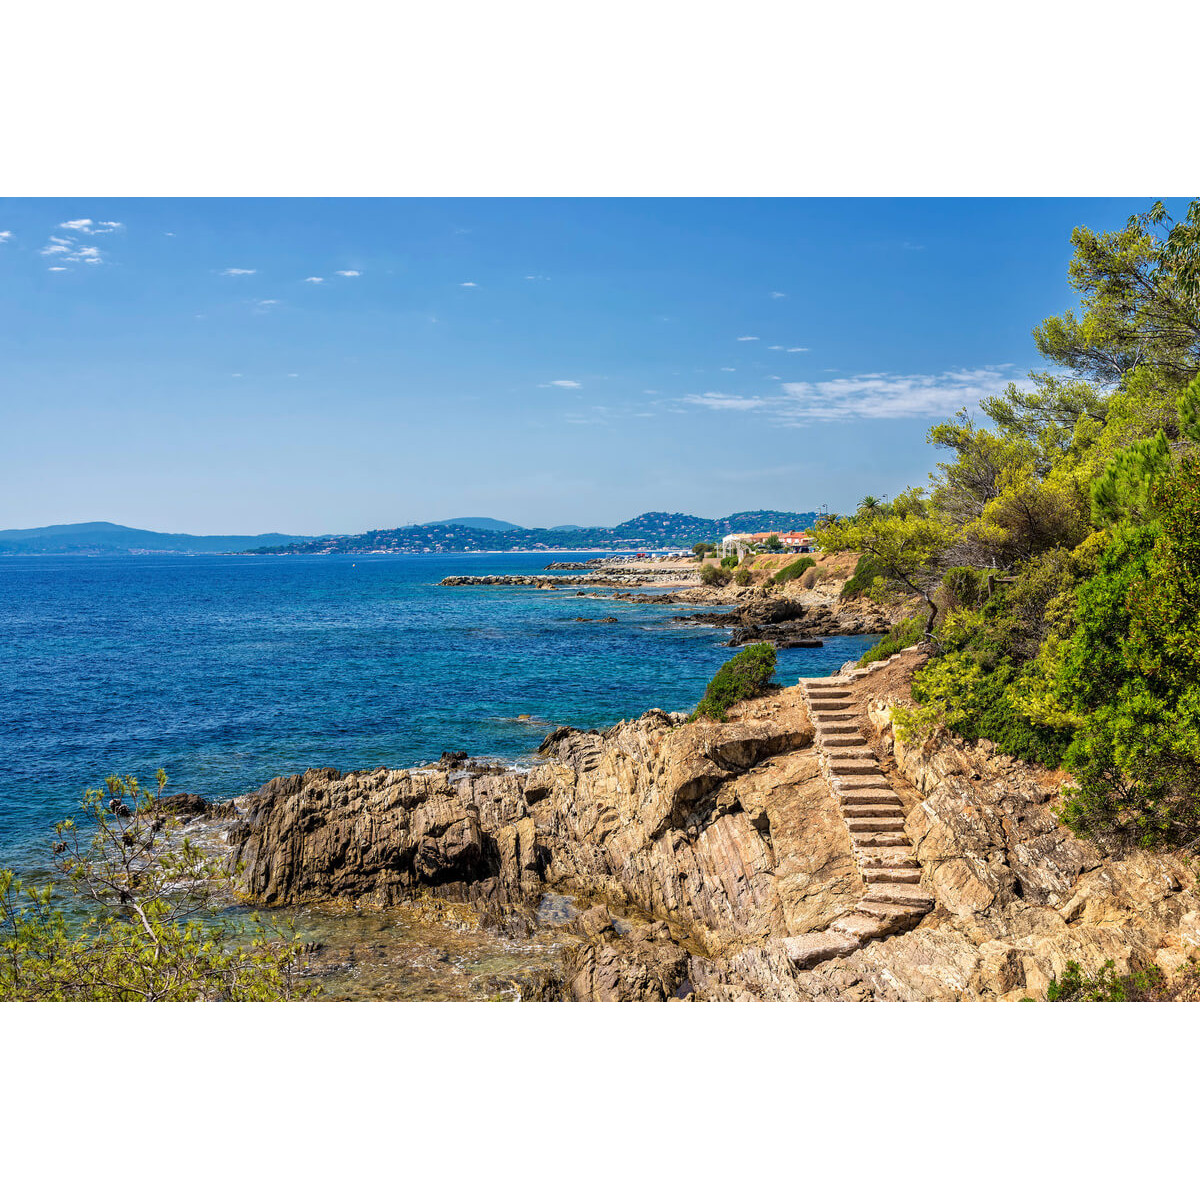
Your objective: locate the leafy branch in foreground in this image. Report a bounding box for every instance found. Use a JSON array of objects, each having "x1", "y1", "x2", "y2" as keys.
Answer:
[{"x1": 0, "y1": 773, "x2": 312, "y2": 1001}]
